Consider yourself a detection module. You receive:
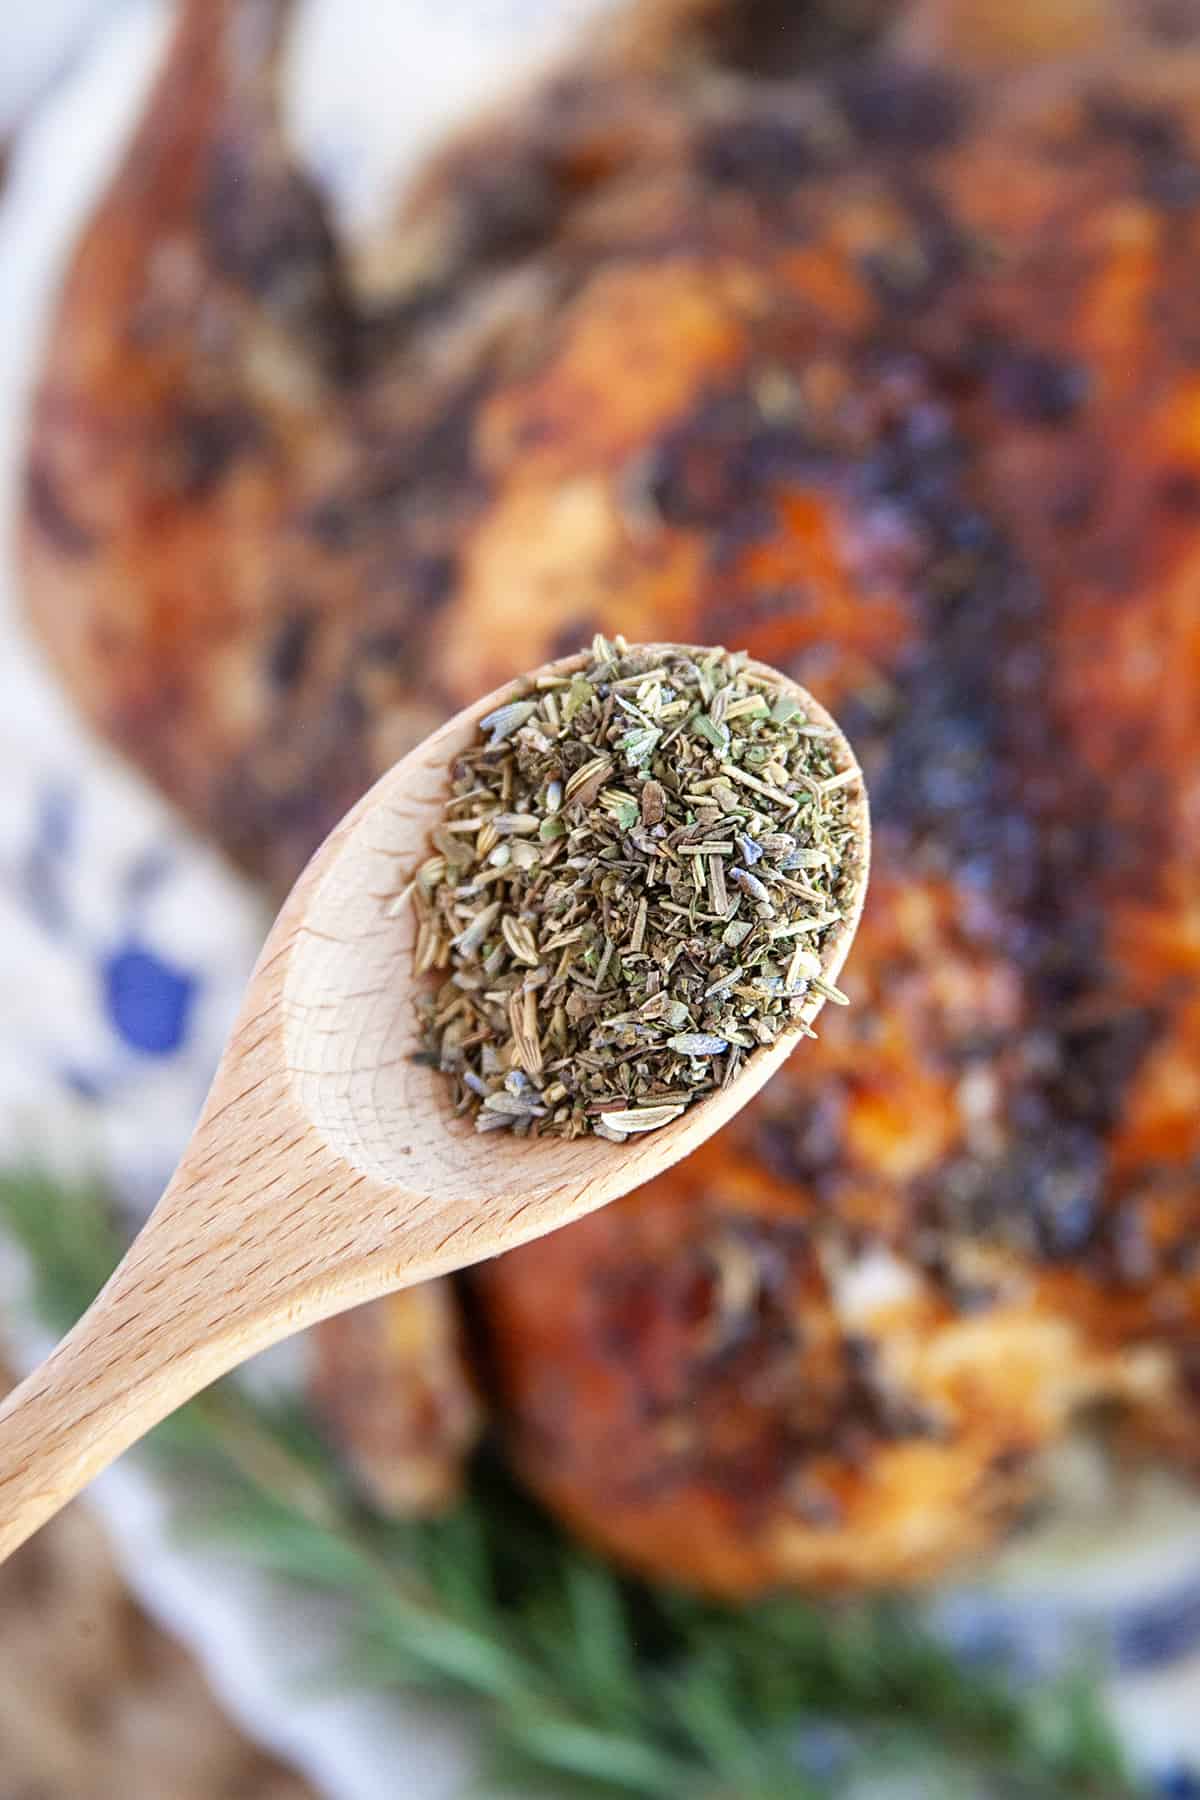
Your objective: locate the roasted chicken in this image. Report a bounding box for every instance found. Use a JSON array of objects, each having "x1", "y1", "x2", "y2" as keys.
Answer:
[{"x1": 20, "y1": 0, "x2": 1200, "y2": 1592}]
